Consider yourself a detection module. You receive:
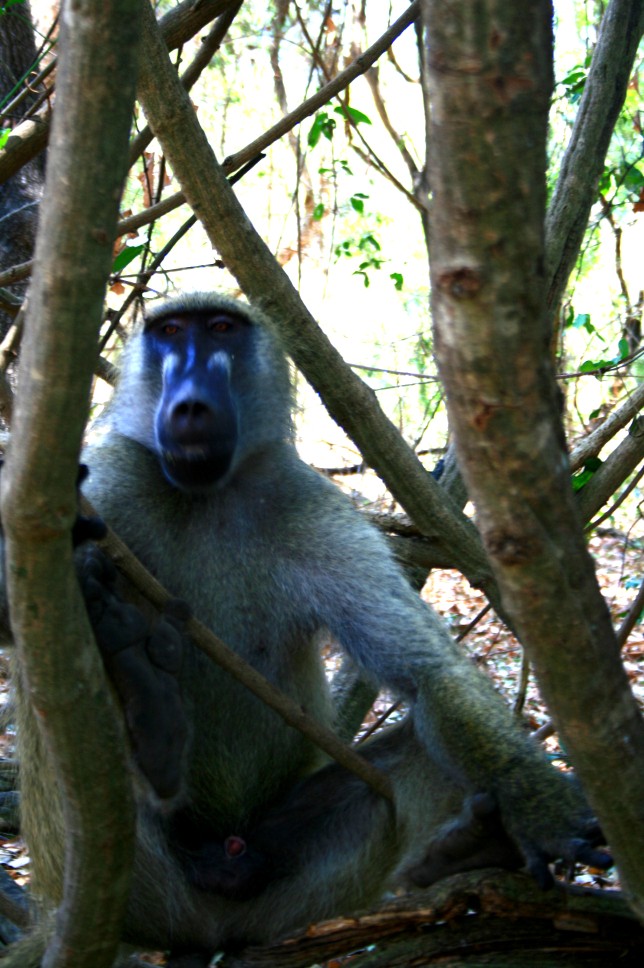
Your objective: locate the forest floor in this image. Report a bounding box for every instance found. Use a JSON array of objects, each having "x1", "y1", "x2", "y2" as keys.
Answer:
[{"x1": 424, "y1": 527, "x2": 644, "y2": 727}]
